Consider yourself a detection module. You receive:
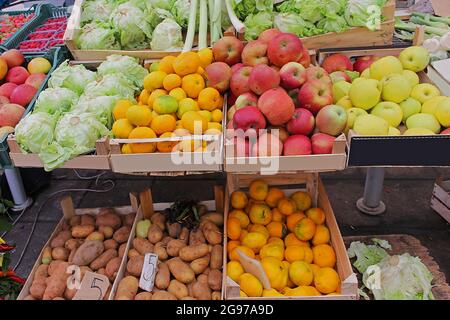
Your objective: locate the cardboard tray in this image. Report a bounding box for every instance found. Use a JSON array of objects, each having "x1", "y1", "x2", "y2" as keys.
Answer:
[
  {"x1": 223, "y1": 173, "x2": 358, "y2": 300},
  {"x1": 17, "y1": 193, "x2": 140, "y2": 300},
  {"x1": 431, "y1": 178, "x2": 450, "y2": 224}
]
